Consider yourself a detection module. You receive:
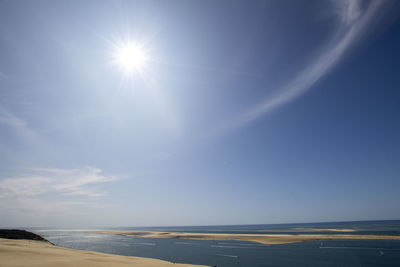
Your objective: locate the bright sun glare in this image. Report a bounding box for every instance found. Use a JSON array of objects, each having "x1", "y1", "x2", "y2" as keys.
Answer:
[{"x1": 114, "y1": 42, "x2": 149, "y2": 75}]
